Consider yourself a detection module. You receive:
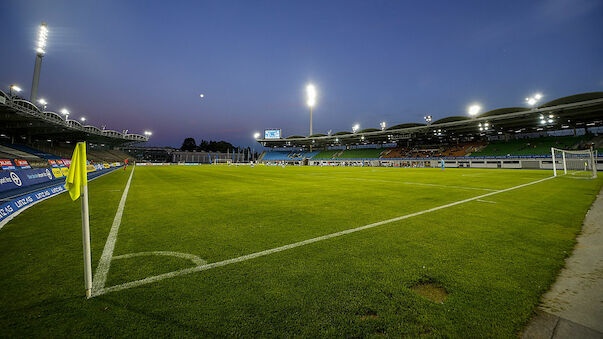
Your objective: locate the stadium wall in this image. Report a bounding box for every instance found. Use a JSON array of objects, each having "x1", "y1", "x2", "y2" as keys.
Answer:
[{"x1": 307, "y1": 156, "x2": 603, "y2": 171}]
